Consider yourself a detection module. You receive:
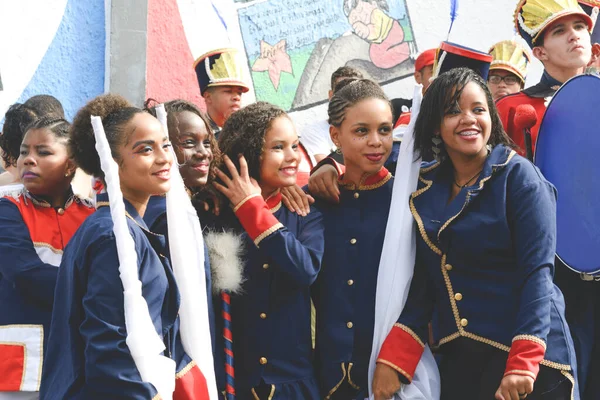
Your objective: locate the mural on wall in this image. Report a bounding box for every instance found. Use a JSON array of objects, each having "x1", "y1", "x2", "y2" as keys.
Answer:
[
  {"x1": 0, "y1": 0, "x2": 105, "y2": 121},
  {"x1": 236, "y1": 0, "x2": 417, "y2": 111}
]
